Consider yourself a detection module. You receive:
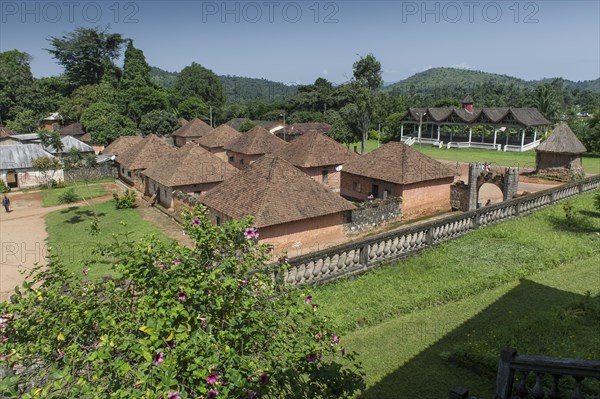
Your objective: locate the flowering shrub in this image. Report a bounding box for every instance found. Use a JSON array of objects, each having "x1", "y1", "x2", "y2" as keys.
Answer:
[
  {"x1": 0, "y1": 204, "x2": 364, "y2": 398},
  {"x1": 113, "y1": 189, "x2": 137, "y2": 209}
]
